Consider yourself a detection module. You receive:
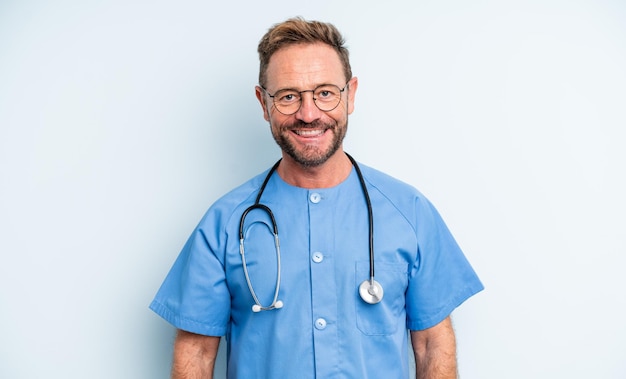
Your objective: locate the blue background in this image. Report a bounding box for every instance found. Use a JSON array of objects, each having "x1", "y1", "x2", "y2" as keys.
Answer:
[{"x1": 1, "y1": 0, "x2": 625, "y2": 377}]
